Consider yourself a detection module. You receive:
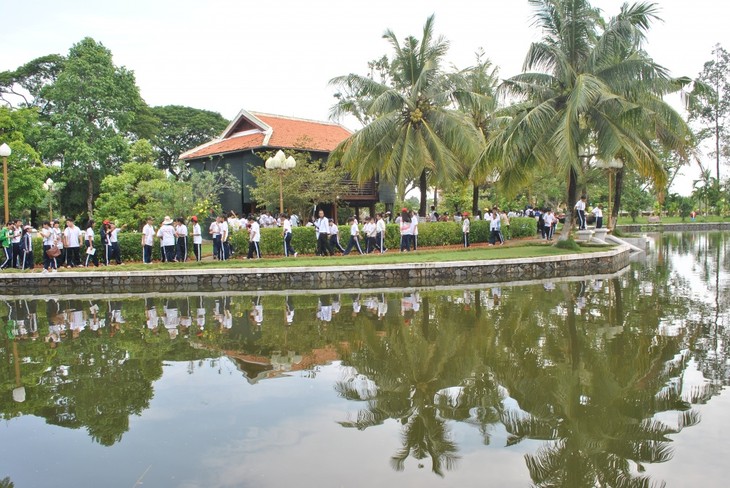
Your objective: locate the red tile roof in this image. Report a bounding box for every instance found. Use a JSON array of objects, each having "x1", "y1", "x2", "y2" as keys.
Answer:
[{"x1": 180, "y1": 111, "x2": 352, "y2": 160}]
